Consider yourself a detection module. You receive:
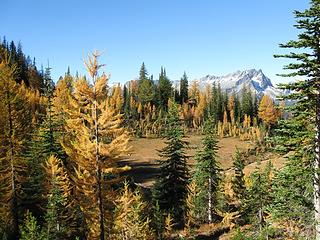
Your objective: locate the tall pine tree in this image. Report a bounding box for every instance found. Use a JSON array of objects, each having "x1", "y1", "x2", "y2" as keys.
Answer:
[
  {"x1": 192, "y1": 118, "x2": 221, "y2": 223},
  {"x1": 153, "y1": 100, "x2": 189, "y2": 221},
  {"x1": 274, "y1": 1, "x2": 320, "y2": 237},
  {"x1": 179, "y1": 72, "x2": 189, "y2": 104},
  {"x1": 157, "y1": 67, "x2": 172, "y2": 110},
  {"x1": 137, "y1": 63, "x2": 155, "y2": 105}
]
